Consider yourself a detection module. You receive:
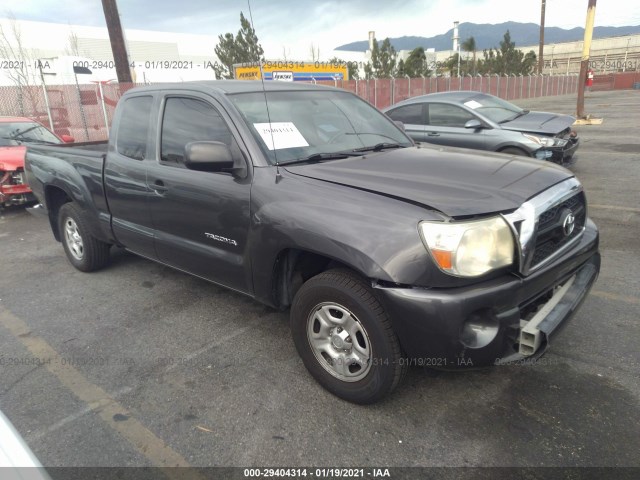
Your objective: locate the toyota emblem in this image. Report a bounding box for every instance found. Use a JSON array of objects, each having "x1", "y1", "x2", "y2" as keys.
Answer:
[{"x1": 562, "y1": 211, "x2": 576, "y2": 237}]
